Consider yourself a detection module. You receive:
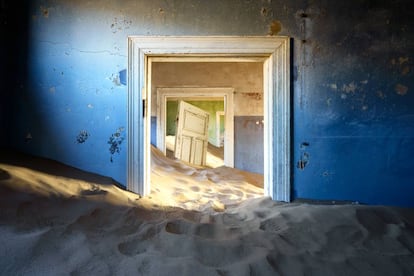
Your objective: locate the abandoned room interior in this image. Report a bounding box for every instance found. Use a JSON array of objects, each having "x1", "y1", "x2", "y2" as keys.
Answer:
[{"x1": 0, "y1": 0, "x2": 413, "y2": 275}]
